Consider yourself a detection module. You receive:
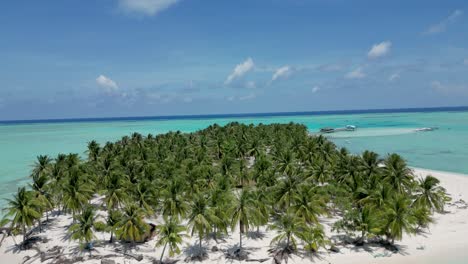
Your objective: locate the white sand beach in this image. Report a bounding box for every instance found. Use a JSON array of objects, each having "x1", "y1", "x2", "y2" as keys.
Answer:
[{"x1": 1, "y1": 167, "x2": 468, "y2": 264}]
